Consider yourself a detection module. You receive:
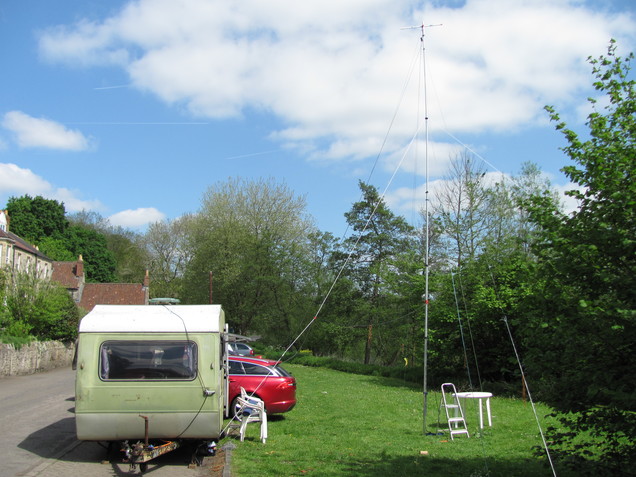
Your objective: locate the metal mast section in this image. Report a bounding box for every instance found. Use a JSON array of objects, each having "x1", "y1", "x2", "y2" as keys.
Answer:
[{"x1": 402, "y1": 20, "x2": 441, "y2": 435}]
